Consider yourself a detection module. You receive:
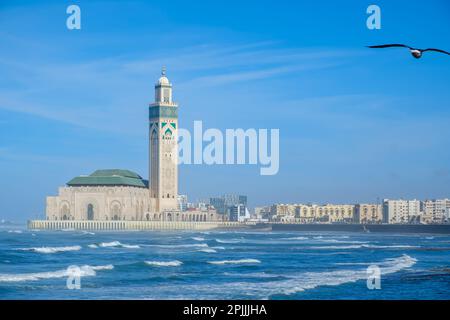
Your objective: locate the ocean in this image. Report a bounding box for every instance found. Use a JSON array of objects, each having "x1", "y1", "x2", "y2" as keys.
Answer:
[{"x1": 0, "y1": 224, "x2": 449, "y2": 299}]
